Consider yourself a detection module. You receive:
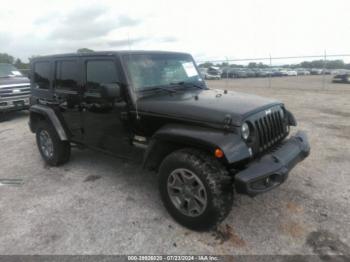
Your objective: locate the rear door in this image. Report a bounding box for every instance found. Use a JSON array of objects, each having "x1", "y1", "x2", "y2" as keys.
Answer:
[{"x1": 54, "y1": 59, "x2": 83, "y2": 141}]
